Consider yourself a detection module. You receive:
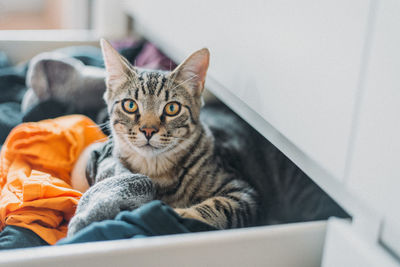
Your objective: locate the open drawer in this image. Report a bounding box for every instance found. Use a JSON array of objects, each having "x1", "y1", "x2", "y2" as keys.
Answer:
[
  {"x1": 0, "y1": 27, "x2": 346, "y2": 267},
  {"x1": 0, "y1": 218, "x2": 396, "y2": 267},
  {"x1": 0, "y1": 34, "x2": 350, "y2": 267}
]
